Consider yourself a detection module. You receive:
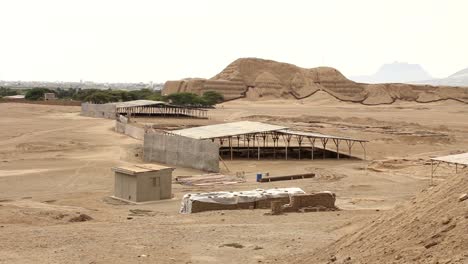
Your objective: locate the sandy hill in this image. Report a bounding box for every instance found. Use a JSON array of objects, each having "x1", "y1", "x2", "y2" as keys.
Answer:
[
  {"x1": 163, "y1": 58, "x2": 468, "y2": 105},
  {"x1": 301, "y1": 173, "x2": 468, "y2": 264}
]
